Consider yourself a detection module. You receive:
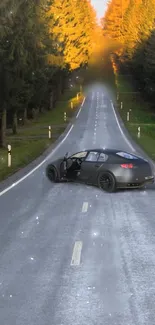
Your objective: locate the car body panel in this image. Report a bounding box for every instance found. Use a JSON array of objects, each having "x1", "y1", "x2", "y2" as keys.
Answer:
[{"x1": 78, "y1": 161, "x2": 102, "y2": 183}]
